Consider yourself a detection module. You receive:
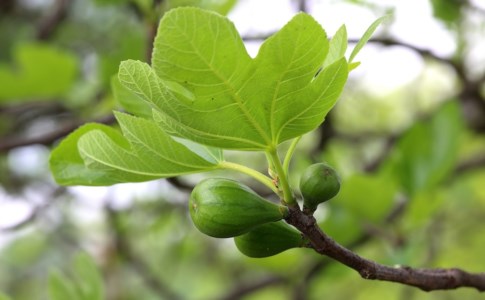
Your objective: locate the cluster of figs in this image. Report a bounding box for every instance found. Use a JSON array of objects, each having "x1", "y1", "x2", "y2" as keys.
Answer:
[{"x1": 189, "y1": 163, "x2": 340, "y2": 258}]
